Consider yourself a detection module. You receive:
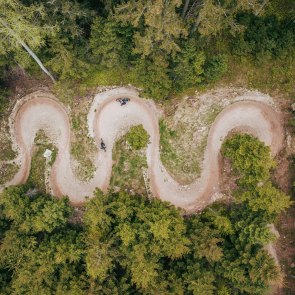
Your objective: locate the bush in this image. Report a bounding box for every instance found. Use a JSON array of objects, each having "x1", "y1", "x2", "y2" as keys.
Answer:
[{"x1": 126, "y1": 124, "x2": 150, "y2": 150}]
